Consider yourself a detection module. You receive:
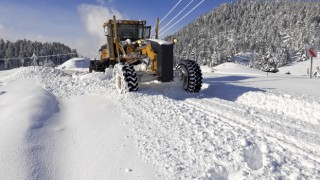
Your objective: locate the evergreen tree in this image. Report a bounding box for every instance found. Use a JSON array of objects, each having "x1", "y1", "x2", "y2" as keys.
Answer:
[
  {"x1": 0, "y1": 39, "x2": 78, "y2": 70},
  {"x1": 165, "y1": 0, "x2": 320, "y2": 70}
]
